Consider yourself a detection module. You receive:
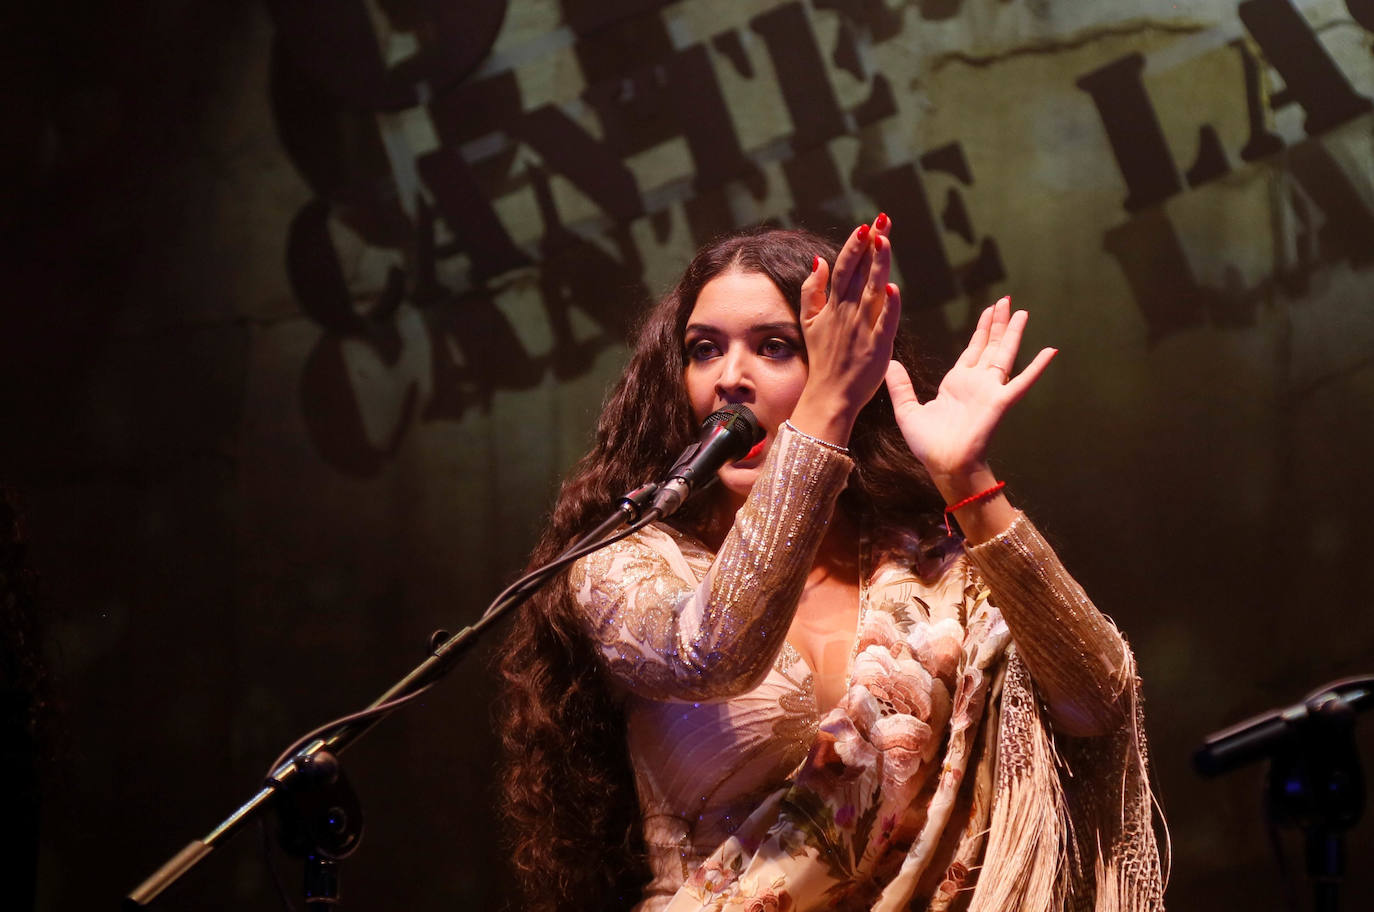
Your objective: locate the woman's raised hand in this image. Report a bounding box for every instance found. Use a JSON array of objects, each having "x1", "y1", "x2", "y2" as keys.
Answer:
[
  {"x1": 885, "y1": 296, "x2": 1056, "y2": 504},
  {"x1": 788, "y1": 215, "x2": 902, "y2": 447}
]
